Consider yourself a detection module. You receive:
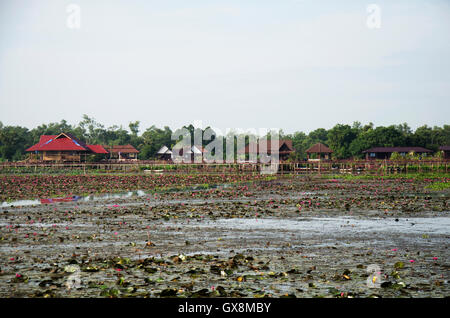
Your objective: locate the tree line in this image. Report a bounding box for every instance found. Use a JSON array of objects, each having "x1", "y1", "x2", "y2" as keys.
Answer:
[{"x1": 0, "y1": 115, "x2": 449, "y2": 161}]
